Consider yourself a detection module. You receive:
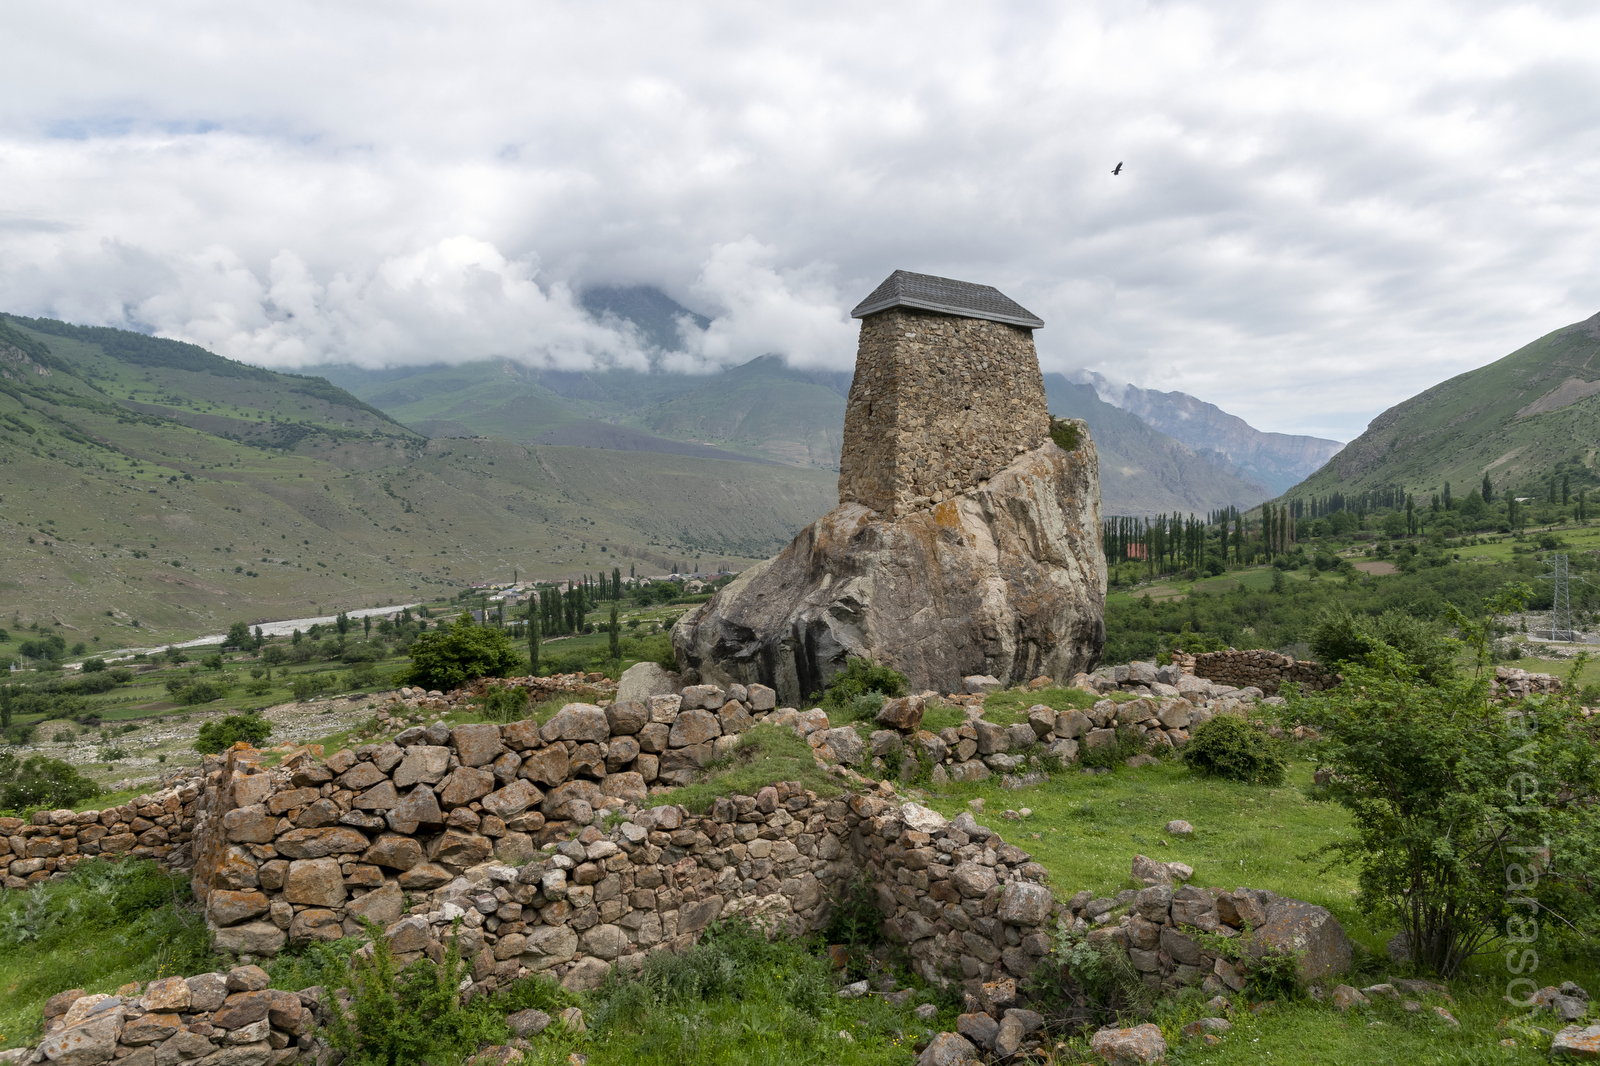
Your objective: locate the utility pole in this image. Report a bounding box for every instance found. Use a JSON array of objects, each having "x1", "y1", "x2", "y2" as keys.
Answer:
[{"x1": 1542, "y1": 553, "x2": 1575, "y2": 641}]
